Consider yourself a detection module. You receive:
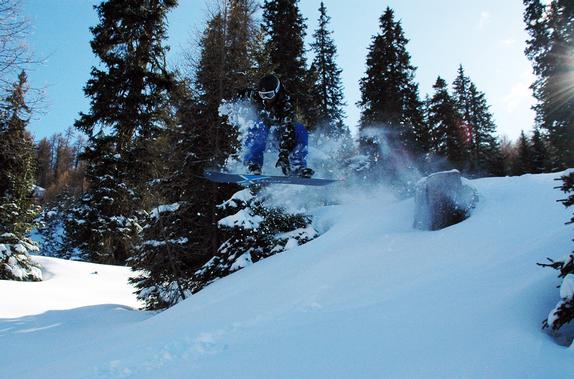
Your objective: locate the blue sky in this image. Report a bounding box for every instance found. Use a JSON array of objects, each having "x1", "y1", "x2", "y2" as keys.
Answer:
[{"x1": 24, "y1": 0, "x2": 535, "y2": 141}]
